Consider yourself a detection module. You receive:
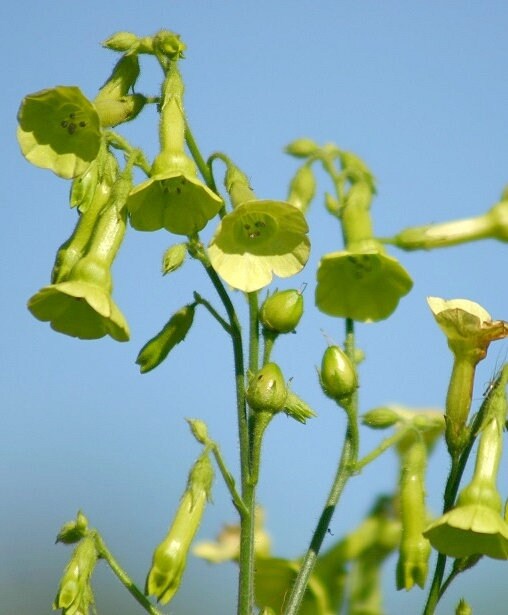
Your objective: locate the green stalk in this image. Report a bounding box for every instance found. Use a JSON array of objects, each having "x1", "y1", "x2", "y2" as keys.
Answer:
[
  {"x1": 284, "y1": 319, "x2": 360, "y2": 615},
  {"x1": 93, "y1": 531, "x2": 165, "y2": 615}
]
